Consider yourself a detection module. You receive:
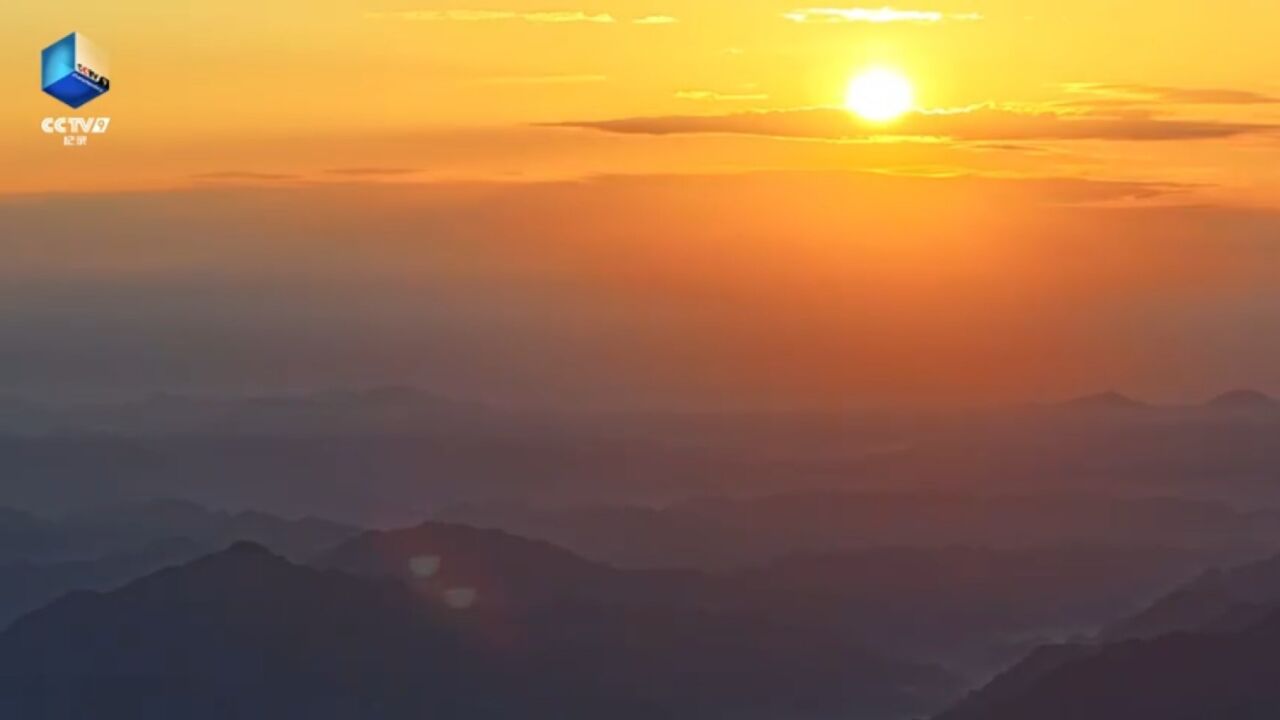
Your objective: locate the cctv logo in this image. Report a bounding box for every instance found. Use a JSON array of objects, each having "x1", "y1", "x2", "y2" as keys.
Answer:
[
  {"x1": 41, "y1": 33, "x2": 113, "y2": 146},
  {"x1": 42, "y1": 32, "x2": 111, "y2": 108},
  {"x1": 42, "y1": 118, "x2": 111, "y2": 134}
]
